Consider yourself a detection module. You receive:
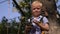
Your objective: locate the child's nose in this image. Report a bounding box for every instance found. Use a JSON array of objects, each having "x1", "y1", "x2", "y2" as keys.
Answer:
[{"x1": 35, "y1": 8, "x2": 38, "y2": 10}]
